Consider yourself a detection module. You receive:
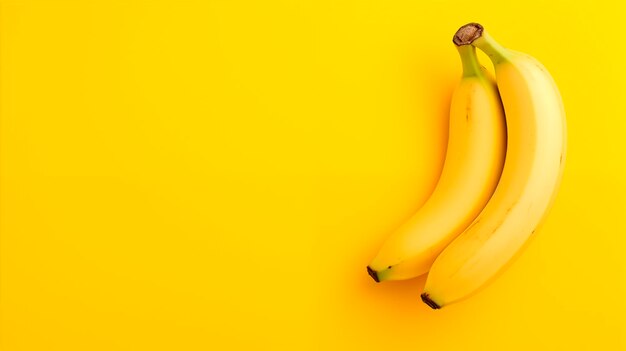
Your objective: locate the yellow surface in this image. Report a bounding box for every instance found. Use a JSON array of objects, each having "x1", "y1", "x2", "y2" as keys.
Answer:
[{"x1": 1, "y1": 0, "x2": 625, "y2": 350}]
